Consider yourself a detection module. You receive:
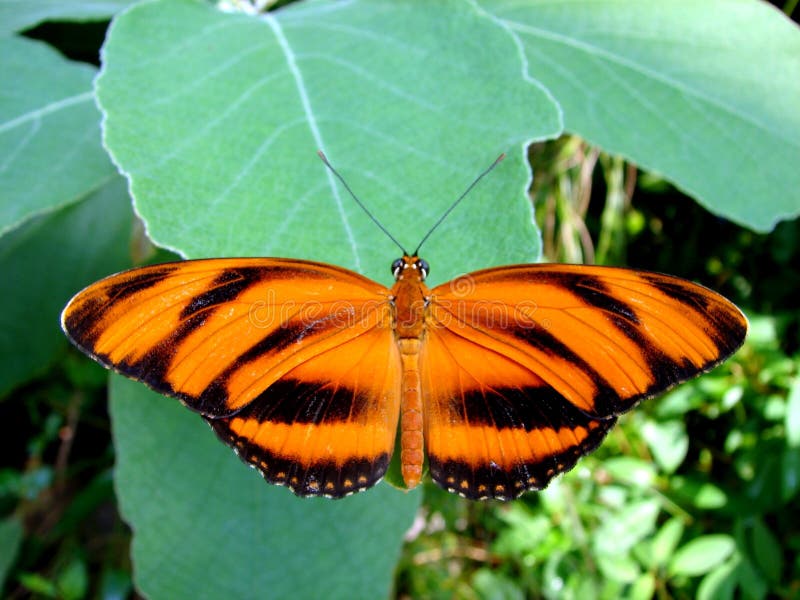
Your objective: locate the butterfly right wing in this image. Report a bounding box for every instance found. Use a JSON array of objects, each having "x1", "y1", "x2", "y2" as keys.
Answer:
[
  {"x1": 421, "y1": 264, "x2": 747, "y2": 499},
  {"x1": 62, "y1": 258, "x2": 402, "y2": 496}
]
